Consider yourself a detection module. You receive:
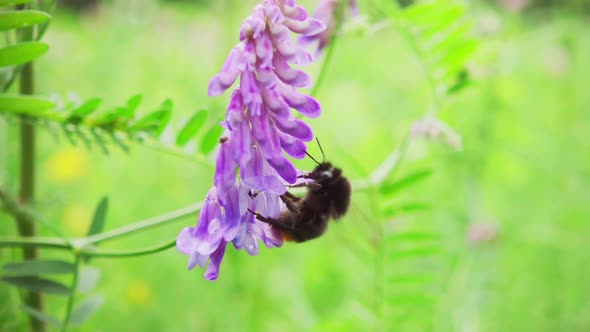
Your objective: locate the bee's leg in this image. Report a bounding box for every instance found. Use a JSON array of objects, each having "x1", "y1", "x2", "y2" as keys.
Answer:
[
  {"x1": 280, "y1": 194, "x2": 301, "y2": 215},
  {"x1": 247, "y1": 209, "x2": 294, "y2": 230},
  {"x1": 288, "y1": 182, "x2": 322, "y2": 190},
  {"x1": 284, "y1": 191, "x2": 301, "y2": 202}
]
